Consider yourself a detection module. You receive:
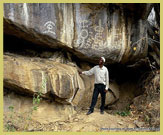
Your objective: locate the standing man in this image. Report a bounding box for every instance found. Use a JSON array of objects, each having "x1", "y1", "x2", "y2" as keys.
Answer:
[{"x1": 79, "y1": 57, "x2": 109, "y2": 115}]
